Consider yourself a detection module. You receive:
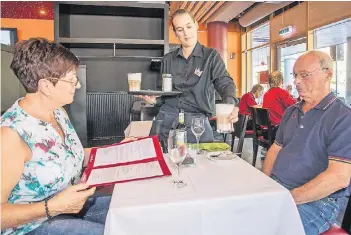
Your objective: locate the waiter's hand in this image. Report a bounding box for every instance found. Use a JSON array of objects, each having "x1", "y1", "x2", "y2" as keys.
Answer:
[
  {"x1": 228, "y1": 106, "x2": 239, "y2": 123},
  {"x1": 136, "y1": 95, "x2": 159, "y2": 105}
]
